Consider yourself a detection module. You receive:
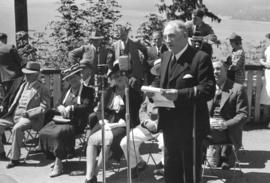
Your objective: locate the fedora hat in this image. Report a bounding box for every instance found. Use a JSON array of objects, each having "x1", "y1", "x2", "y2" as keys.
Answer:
[
  {"x1": 228, "y1": 33, "x2": 242, "y2": 41},
  {"x1": 150, "y1": 58, "x2": 161, "y2": 76},
  {"x1": 22, "y1": 61, "x2": 40, "y2": 74},
  {"x1": 89, "y1": 30, "x2": 104, "y2": 40},
  {"x1": 62, "y1": 66, "x2": 83, "y2": 81},
  {"x1": 192, "y1": 9, "x2": 204, "y2": 18}
]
